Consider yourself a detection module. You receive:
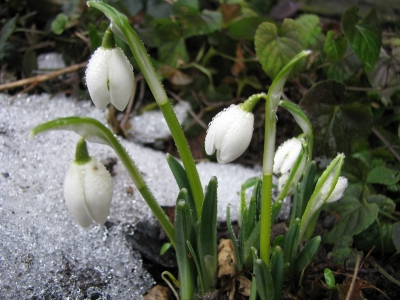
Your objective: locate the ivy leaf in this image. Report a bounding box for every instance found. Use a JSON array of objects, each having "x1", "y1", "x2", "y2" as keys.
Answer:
[
  {"x1": 324, "y1": 196, "x2": 378, "y2": 244},
  {"x1": 324, "y1": 30, "x2": 347, "y2": 63},
  {"x1": 299, "y1": 80, "x2": 373, "y2": 157},
  {"x1": 295, "y1": 14, "x2": 321, "y2": 47},
  {"x1": 255, "y1": 19, "x2": 306, "y2": 79},
  {"x1": 326, "y1": 47, "x2": 362, "y2": 82},
  {"x1": 366, "y1": 194, "x2": 395, "y2": 214},
  {"x1": 367, "y1": 166, "x2": 400, "y2": 186},
  {"x1": 331, "y1": 236, "x2": 363, "y2": 265},
  {"x1": 342, "y1": 6, "x2": 381, "y2": 73},
  {"x1": 354, "y1": 221, "x2": 395, "y2": 253},
  {"x1": 158, "y1": 38, "x2": 189, "y2": 67},
  {"x1": 367, "y1": 48, "x2": 400, "y2": 105}
]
